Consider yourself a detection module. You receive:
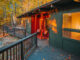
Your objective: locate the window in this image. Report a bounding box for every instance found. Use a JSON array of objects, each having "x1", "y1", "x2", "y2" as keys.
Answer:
[
  {"x1": 62, "y1": 12, "x2": 80, "y2": 40},
  {"x1": 74, "y1": 0, "x2": 80, "y2": 2}
]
